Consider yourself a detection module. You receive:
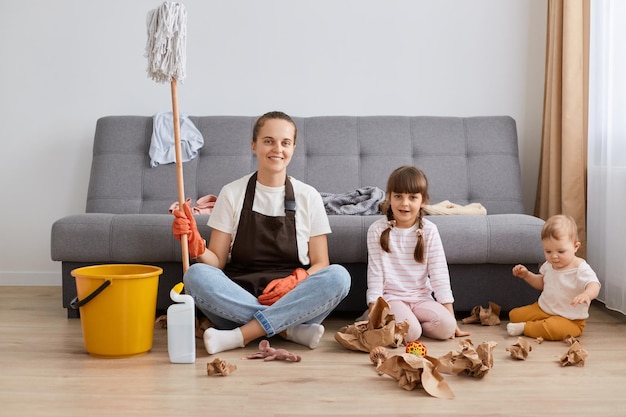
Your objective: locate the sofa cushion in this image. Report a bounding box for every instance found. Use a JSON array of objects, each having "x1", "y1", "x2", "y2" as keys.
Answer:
[
  {"x1": 53, "y1": 212, "x2": 544, "y2": 266},
  {"x1": 325, "y1": 214, "x2": 544, "y2": 265},
  {"x1": 52, "y1": 214, "x2": 212, "y2": 263},
  {"x1": 83, "y1": 115, "x2": 525, "y2": 216},
  {"x1": 427, "y1": 214, "x2": 545, "y2": 264}
]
